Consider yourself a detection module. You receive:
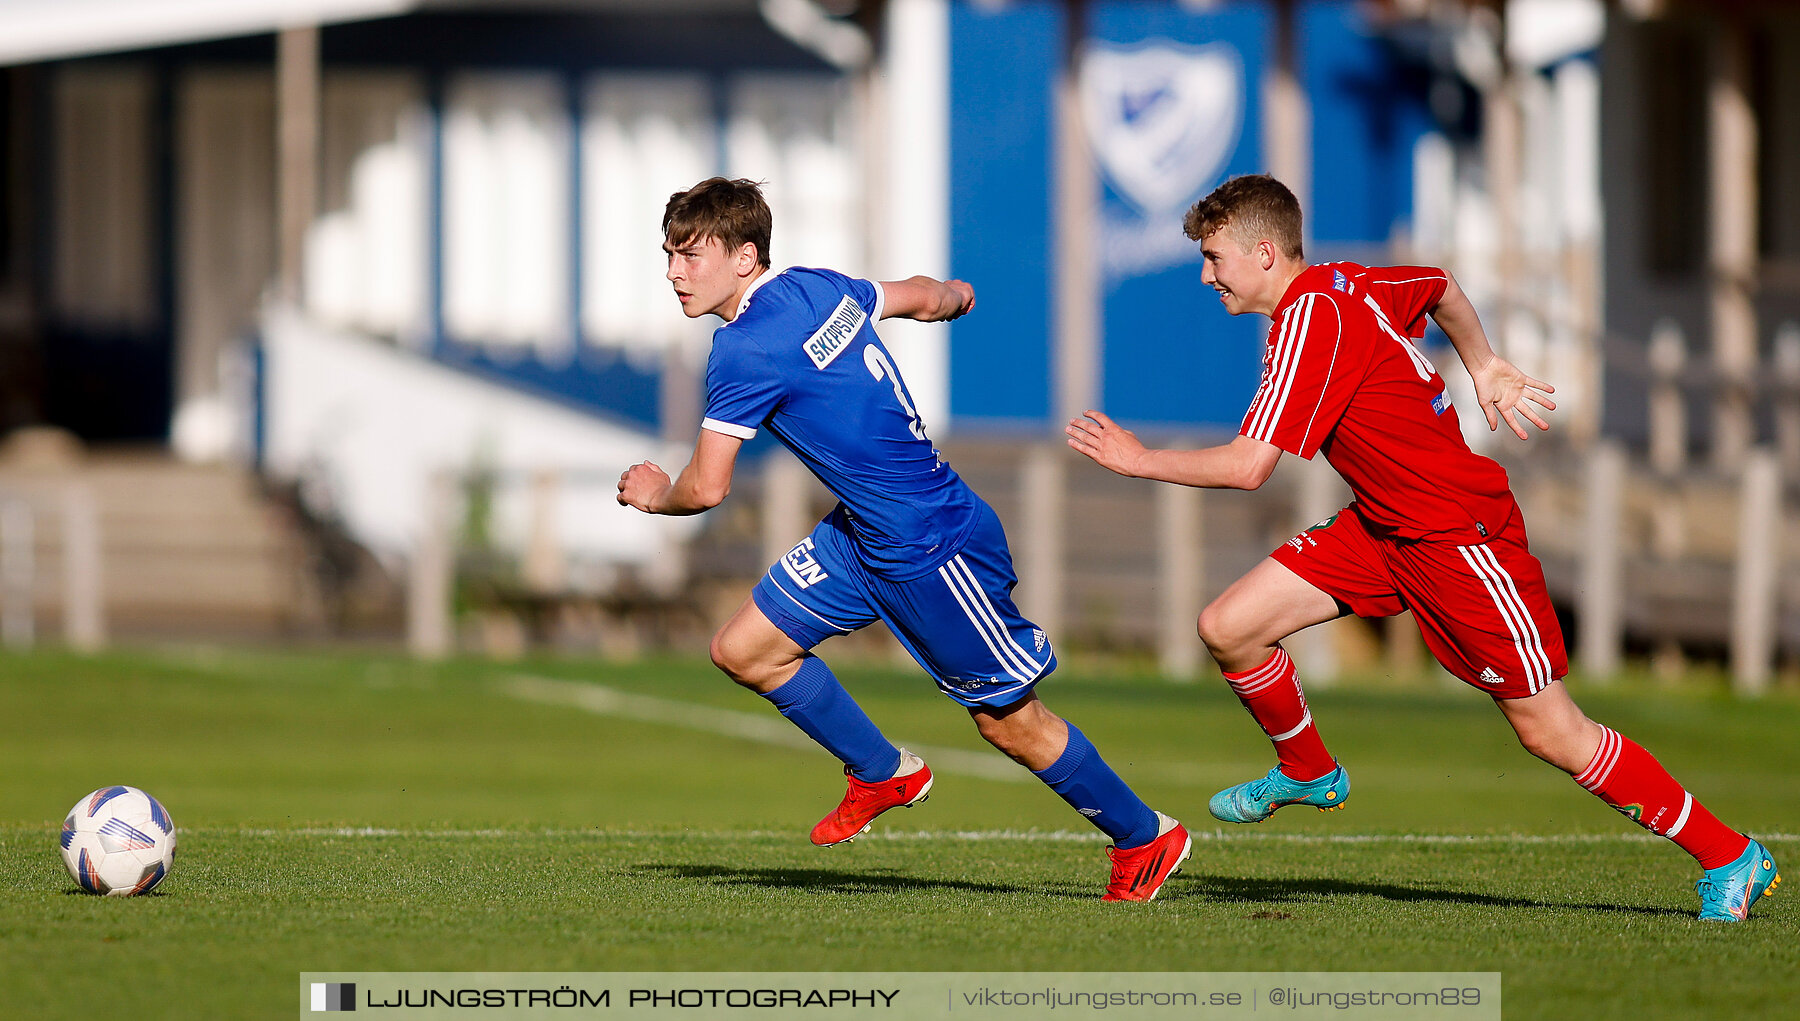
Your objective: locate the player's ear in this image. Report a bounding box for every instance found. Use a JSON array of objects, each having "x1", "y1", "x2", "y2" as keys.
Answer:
[
  {"x1": 1258, "y1": 239, "x2": 1276, "y2": 270},
  {"x1": 735, "y1": 242, "x2": 758, "y2": 275}
]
